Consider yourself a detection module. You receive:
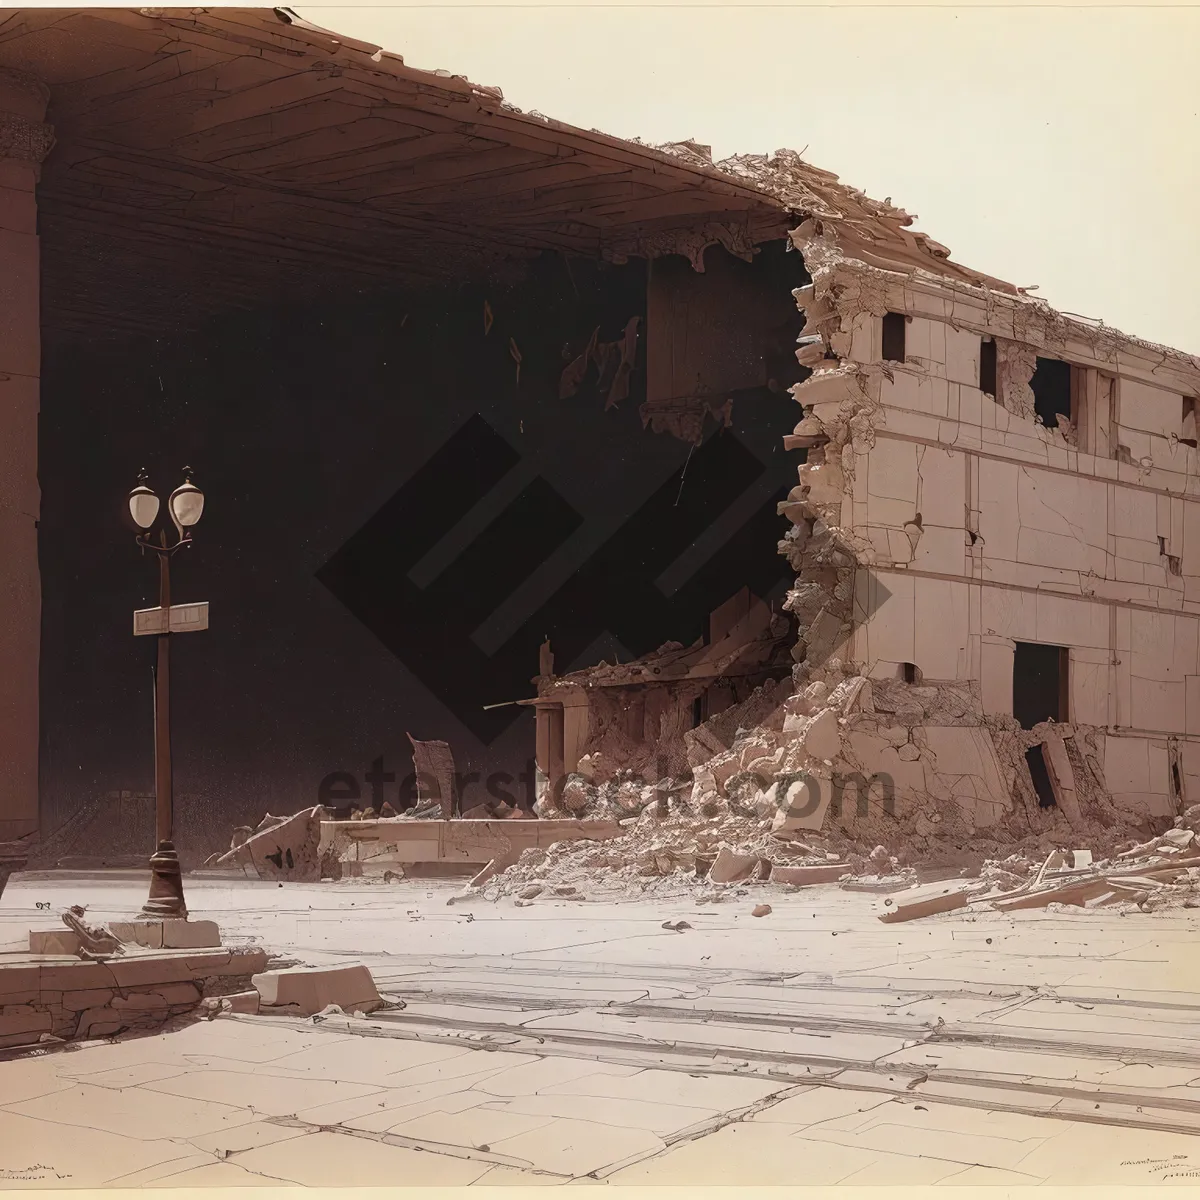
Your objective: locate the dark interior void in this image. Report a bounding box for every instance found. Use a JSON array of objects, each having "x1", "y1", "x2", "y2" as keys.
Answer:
[
  {"x1": 979, "y1": 338, "x2": 997, "y2": 396},
  {"x1": 1031, "y1": 357, "x2": 1073, "y2": 428},
  {"x1": 881, "y1": 312, "x2": 906, "y2": 363},
  {"x1": 1013, "y1": 641, "x2": 1068, "y2": 730},
  {"x1": 39, "y1": 242, "x2": 809, "y2": 857},
  {"x1": 1025, "y1": 744, "x2": 1057, "y2": 808}
]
